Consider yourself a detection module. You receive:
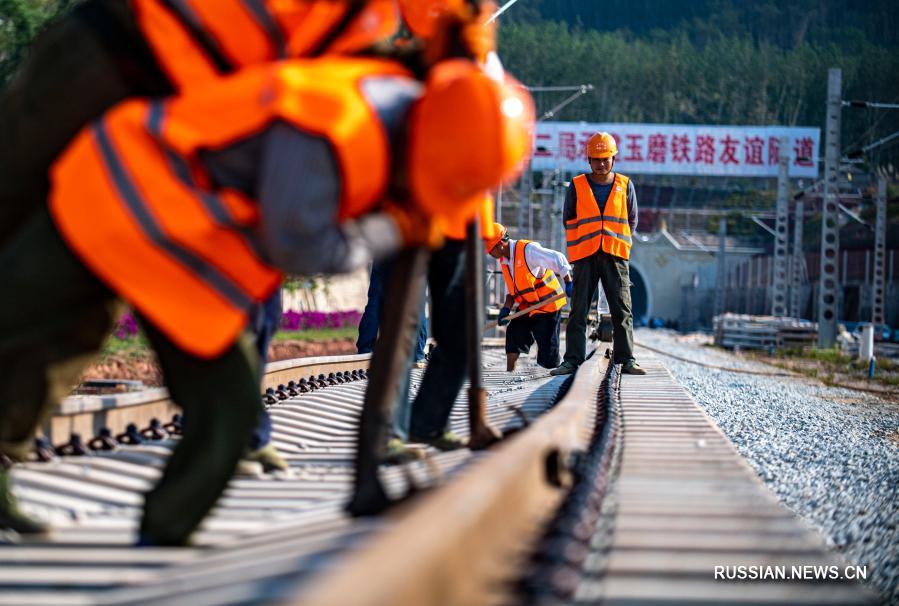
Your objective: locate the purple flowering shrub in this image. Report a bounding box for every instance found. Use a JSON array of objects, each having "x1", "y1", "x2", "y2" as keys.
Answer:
[
  {"x1": 280, "y1": 310, "x2": 361, "y2": 331},
  {"x1": 114, "y1": 310, "x2": 141, "y2": 340},
  {"x1": 110, "y1": 308, "x2": 359, "y2": 343}
]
